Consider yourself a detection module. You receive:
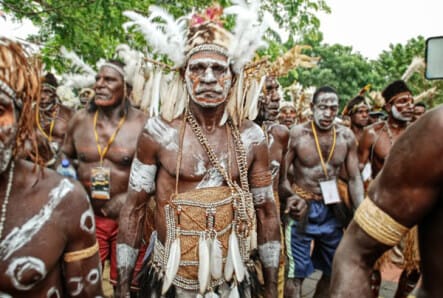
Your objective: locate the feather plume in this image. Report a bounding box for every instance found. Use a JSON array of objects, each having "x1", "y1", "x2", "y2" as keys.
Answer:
[
  {"x1": 123, "y1": 9, "x2": 187, "y2": 67},
  {"x1": 62, "y1": 73, "x2": 95, "y2": 89},
  {"x1": 198, "y1": 234, "x2": 211, "y2": 294},
  {"x1": 161, "y1": 73, "x2": 179, "y2": 121},
  {"x1": 60, "y1": 46, "x2": 95, "y2": 75},
  {"x1": 211, "y1": 235, "x2": 223, "y2": 280},
  {"x1": 401, "y1": 57, "x2": 425, "y2": 82},
  {"x1": 140, "y1": 72, "x2": 154, "y2": 113},
  {"x1": 205, "y1": 291, "x2": 220, "y2": 298},
  {"x1": 246, "y1": 75, "x2": 266, "y2": 120},
  {"x1": 229, "y1": 284, "x2": 240, "y2": 298},
  {"x1": 224, "y1": 235, "x2": 234, "y2": 282},
  {"x1": 162, "y1": 237, "x2": 181, "y2": 295},
  {"x1": 224, "y1": 0, "x2": 269, "y2": 74},
  {"x1": 229, "y1": 230, "x2": 245, "y2": 282},
  {"x1": 149, "y1": 69, "x2": 162, "y2": 117},
  {"x1": 414, "y1": 87, "x2": 437, "y2": 103},
  {"x1": 173, "y1": 80, "x2": 187, "y2": 119}
]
